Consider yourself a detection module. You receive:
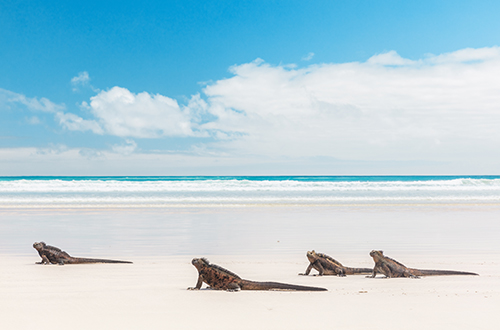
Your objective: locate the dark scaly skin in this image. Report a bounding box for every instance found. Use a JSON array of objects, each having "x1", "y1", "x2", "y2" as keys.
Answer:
[
  {"x1": 299, "y1": 250, "x2": 372, "y2": 276},
  {"x1": 188, "y1": 258, "x2": 327, "y2": 291},
  {"x1": 33, "y1": 242, "x2": 133, "y2": 265},
  {"x1": 368, "y1": 250, "x2": 478, "y2": 278}
]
